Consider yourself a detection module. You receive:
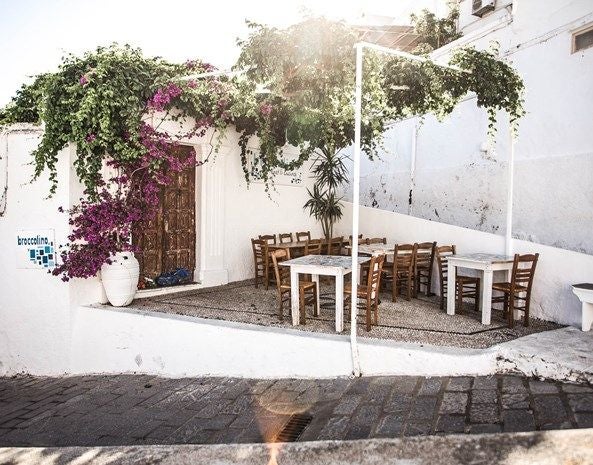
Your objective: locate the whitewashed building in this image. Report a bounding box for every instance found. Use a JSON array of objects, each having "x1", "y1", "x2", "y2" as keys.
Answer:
[
  {"x1": 341, "y1": 0, "x2": 593, "y2": 325},
  {"x1": 0, "y1": 0, "x2": 592, "y2": 378}
]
